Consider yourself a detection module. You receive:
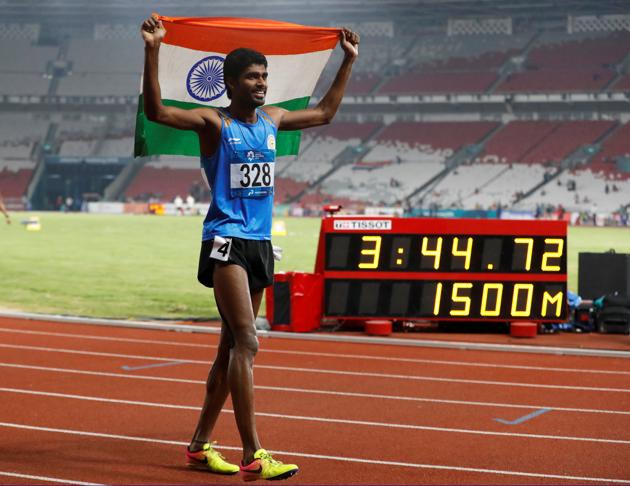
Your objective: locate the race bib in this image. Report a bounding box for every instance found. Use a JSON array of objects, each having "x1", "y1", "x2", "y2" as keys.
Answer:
[
  {"x1": 230, "y1": 149, "x2": 275, "y2": 198},
  {"x1": 209, "y1": 236, "x2": 232, "y2": 261}
]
